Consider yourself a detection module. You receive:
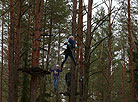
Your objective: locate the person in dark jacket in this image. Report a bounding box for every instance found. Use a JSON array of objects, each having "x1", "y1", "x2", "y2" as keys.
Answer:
[
  {"x1": 65, "y1": 68, "x2": 71, "y2": 92},
  {"x1": 61, "y1": 36, "x2": 77, "y2": 68},
  {"x1": 50, "y1": 65, "x2": 62, "y2": 92}
]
